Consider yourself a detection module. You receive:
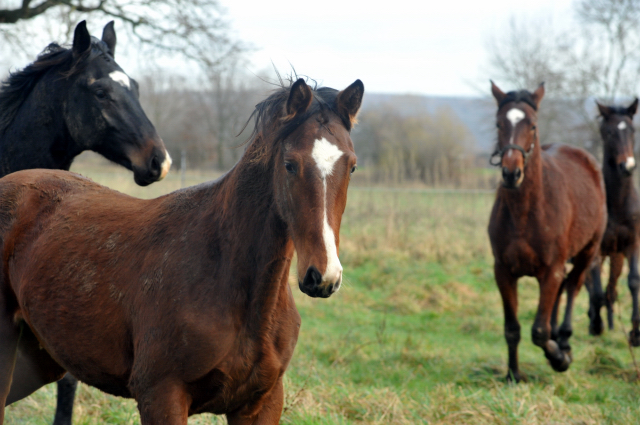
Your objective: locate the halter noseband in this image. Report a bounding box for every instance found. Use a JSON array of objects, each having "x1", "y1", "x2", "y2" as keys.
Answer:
[{"x1": 489, "y1": 142, "x2": 535, "y2": 167}]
